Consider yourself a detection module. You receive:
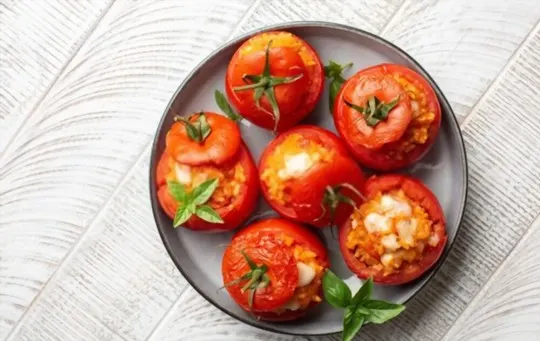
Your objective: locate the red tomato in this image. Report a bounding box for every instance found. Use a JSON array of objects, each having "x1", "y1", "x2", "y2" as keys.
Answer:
[
  {"x1": 226, "y1": 31, "x2": 324, "y2": 131},
  {"x1": 222, "y1": 218, "x2": 329, "y2": 320},
  {"x1": 259, "y1": 126, "x2": 364, "y2": 228},
  {"x1": 339, "y1": 174, "x2": 447, "y2": 285},
  {"x1": 334, "y1": 64, "x2": 441, "y2": 170},
  {"x1": 166, "y1": 112, "x2": 241, "y2": 166},
  {"x1": 156, "y1": 144, "x2": 258, "y2": 232}
]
